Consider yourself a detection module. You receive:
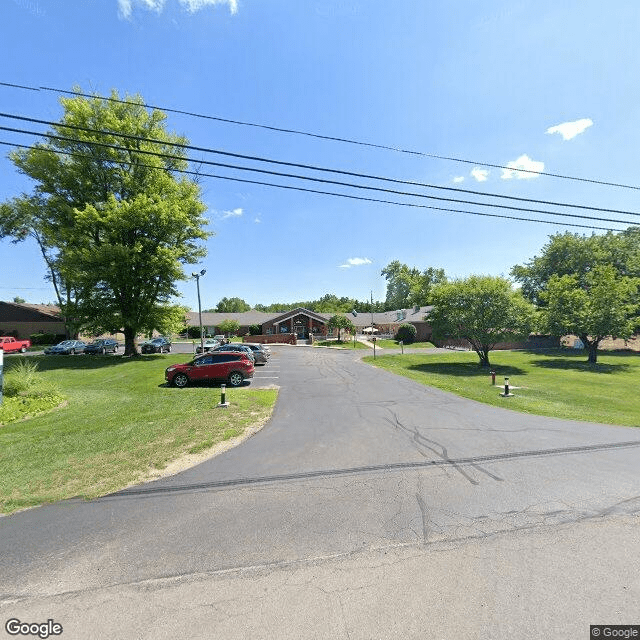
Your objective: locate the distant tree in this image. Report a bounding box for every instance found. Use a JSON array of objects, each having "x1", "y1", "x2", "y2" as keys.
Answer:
[
  {"x1": 218, "y1": 319, "x2": 240, "y2": 336},
  {"x1": 12, "y1": 296, "x2": 26, "y2": 304},
  {"x1": 248, "y1": 324, "x2": 262, "y2": 335},
  {"x1": 512, "y1": 228, "x2": 640, "y2": 363},
  {"x1": 511, "y1": 229, "x2": 640, "y2": 305},
  {"x1": 429, "y1": 276, "x2": 535, "y2": 367},
  {"x1": 216, "y1": 297, "x2": 250, "y2": 313},
  {"x1": 381, "y1": 261, "x2": 446, "y2": 310},
  {"x1": 327, "y1": 314, "x2": 355, "y2": 342},
  {"x1": 541, "y1": 265, "x2": 638, "y2": 363},
  {"x1": 395, "y1": 323, "x2": 417, "y2": 344}
]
